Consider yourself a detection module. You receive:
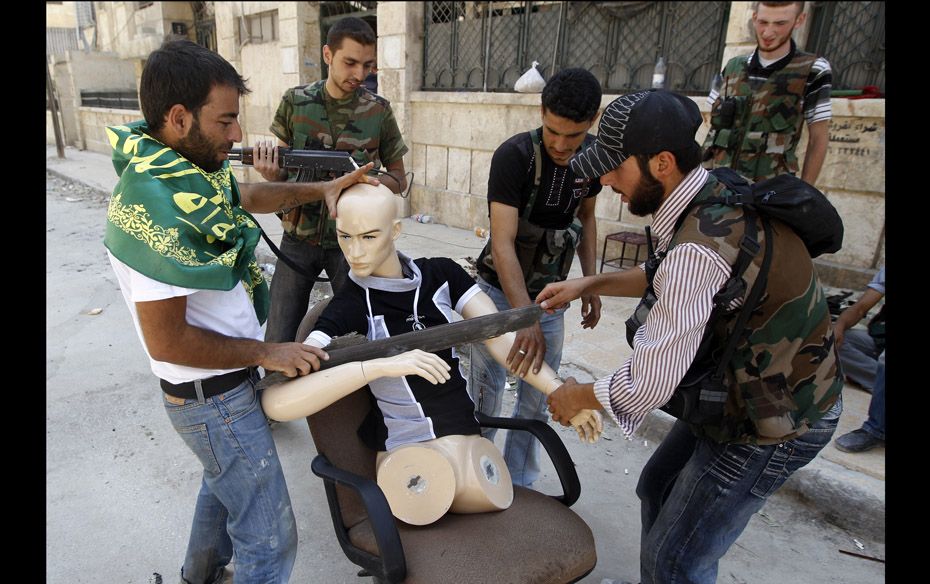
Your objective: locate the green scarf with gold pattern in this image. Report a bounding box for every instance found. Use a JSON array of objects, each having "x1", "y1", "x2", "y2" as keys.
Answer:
[{"x1": 103, "y1": 120, "x2": 269, "y2": 323}]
